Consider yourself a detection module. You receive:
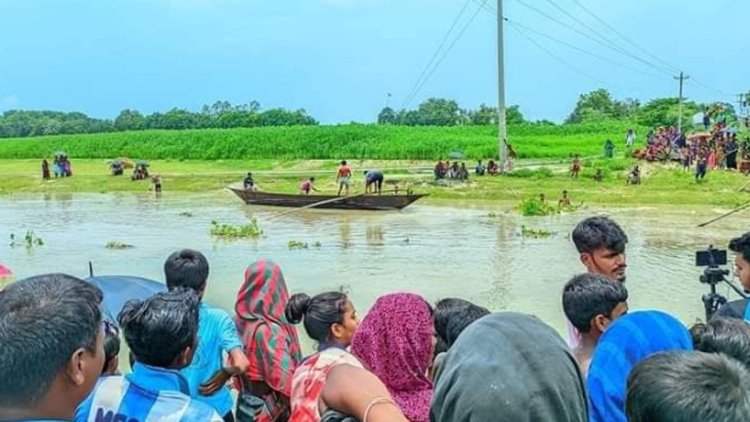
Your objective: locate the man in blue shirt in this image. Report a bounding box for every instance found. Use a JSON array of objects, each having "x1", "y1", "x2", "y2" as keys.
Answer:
[
  {"x1": 0, "y1": 274, "x2": 105, "y2": 422},
  {"x1": 164, "y1": 249, "x2": 249, "y2": 421},
  {"x1": 76, "y1": 289, "x2": 223, "y2": 421}
]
